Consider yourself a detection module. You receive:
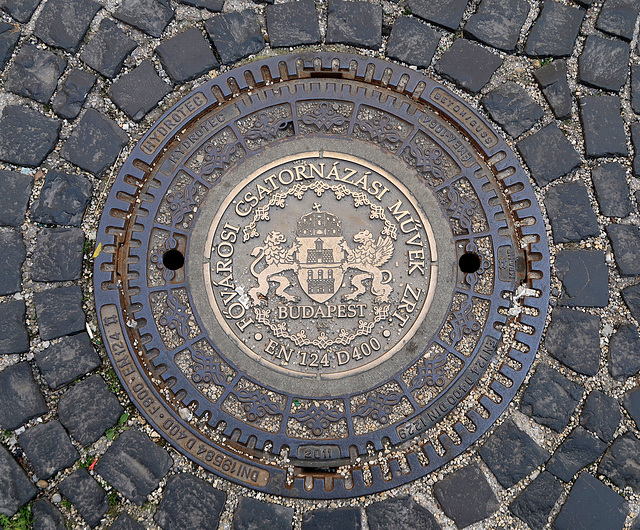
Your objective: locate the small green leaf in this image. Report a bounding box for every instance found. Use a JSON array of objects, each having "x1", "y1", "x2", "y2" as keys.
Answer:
[{"x1": 118, "y1": 413, "x2": 129, "y2": 426}]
